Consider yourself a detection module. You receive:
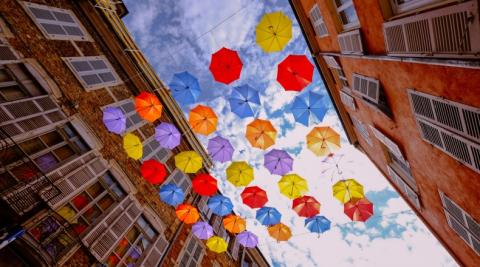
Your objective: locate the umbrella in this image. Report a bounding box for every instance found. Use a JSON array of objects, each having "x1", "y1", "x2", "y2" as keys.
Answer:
[
  {"x1": 175, "y1": 204, "x2": 199, "y2": 224},
  {"x1": 306, "y1": 126, "x2": 341, "y2": 157},
  {"x1": 209, "y1": 47, "x2": 243, "y2": 84},
  {"x1": 189, "y1": 105, "x2": 218, "y2": 136},
  {"x1": 223, "y1": 214, "x2": 246, "y2": 234},
  {"x1": 305, "y1": 215, "x2": 331, "y2": 234},
  {"x1": 292, "y1": 196, "x2": 320, "y2": 218},
  {"x1": 57, "y1": 205, "x2": 78, "y2": 223},
  {"x1": 207, "y1": 195, "x2": 233, "y2": 216},
  {"x1": 207, "y1": 136, "x2": 234, "y2": 163},
  {"x1": 290, "y1": 92, "x2": 327, "y2": 126},
  {"x1": 278, "y1": 174, "x2": 309, "y2": 199},
  {"x1": 332, "y1": 179, "x2": 364, "y2": 203},
  {"x1": 226, "y1": 161, "x2": 254, "y2": 187},
  {"x1": 140, "y1": 159, "x2": 167, "y2": 185},
  {"x1": 256, "y1": 12, "x2": 292, "y2": 52},
  {"x1": 123, "y1": 133, "x2": 142, "y2": 160},
  {"x1": 155, "y1": 122, "x2": 181, "y2": 149},
  {"x1": 174, "y1": 151, "x2": 202, "y2": 173},
  {"x1": 102, "y1": 107, "x2": 126, "y2": 134},
  {"x1": 168, "y1": 71, "x2": 201, "y2": 106},
  {"x1": 256, "y1": 206, "x2": 281, "y2": 226},
  {"x1": 229, "y1": 84, "x2": 261, "y2": 118},
  {"x1": 241, "y1": 186, "x2": 268, "y2": 209},
  {"x1": 344, "y1": 198, "x2": 374, "y2": 222},
  {"x1": 159, "y1": 184, "x2": 184, "y2": 206},
  {"x1": 134, "y1": 91, "x2": 163, "y2": 122},
  {"x1": 277, "y1": 55, "x2": 314, "y2": 91},
  {"x1": 236, "y1": 231, "x2": 258, "y2": 248},
  {"x1": 267, "y1": 223, "x2": 291, "y2": 242},
  {"x1": 206, "y1": 236, "x2": 228, "y2": 253},
  {"x1": 192, "y1": 174, "x2": 218, "y2": 196},
  {"x1": 245, "y1": 119, "x2": 277, "y2": 150},
  {"x1": 264, "y1": 149, "x2": 293, "y2": 176},
  {"x1": 192, "y1": 221, "x2": 214, "y2": 240}
]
